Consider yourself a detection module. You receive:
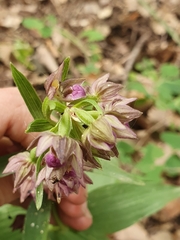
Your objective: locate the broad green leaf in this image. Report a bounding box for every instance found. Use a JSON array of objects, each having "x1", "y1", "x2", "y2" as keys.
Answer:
[
  {"x1": 87, "y1": 158, "x2": 143, "y2": 192},
  {"x1": 80, "y1": 183, "x2": 180, "y2": 238},
  {"x1": 26, "y1": 119, "x2": 54, "y2": 133},
  {"x1": 23, "y1": 195, "x2": 51, "y2": 240},
  {"x1": 117, "y1": 141, "x2": 134, "y2": 154},
  {"x1": 0, "y1": 204, "x2": 26, "y2": 240},
  {"x1": 48, "y1": 225, "x2": 109, "y2": 240},
  {"x1": 136, "y1": 143, "x2": 164, "y2": 173},
  {"x1": 62, "y1": 57, "x2": 70, "y2": 81},
  {"x1": 160, "y1": 131, "x2": 180, "y2": 149},
  {"x1": 10, "y1": 64, "x2": 44, "y2": 120}
]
